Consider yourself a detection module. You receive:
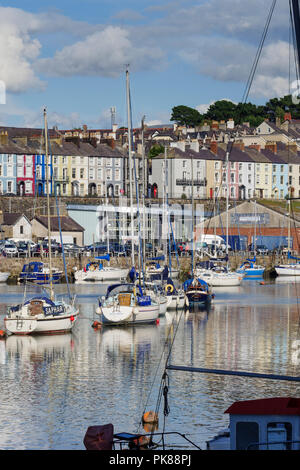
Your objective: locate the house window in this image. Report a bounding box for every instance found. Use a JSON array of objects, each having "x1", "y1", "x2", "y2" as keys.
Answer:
[
  {"x1": 231, "y1": 162, "x2": 234, "y2": 169},
  {"x1": 230, "y1": 187, "x2": 235, "y2": 198},
  {"x1": 239, "y1": 174, "x2": 242, "y2": 183},
  {"x1": 106, "y1": 169, "x2": 111, "y2": 180},
  {"x1": 72, "y1": 157, "x2": 76, "y2": 165},
  {"x1": 80, "y1": 168, "x2": 84, "y2": 179},
  {"x1": 53, "y1": 156, "x2": 57, "y2": 164},
  {"x1": 97, "y1": 168, "x2": 102, "y2": 179},
  {"x1": 273, "y1": 165, "x2": 276, "y2": 172},
  {"x1": 17, "y1": 166, "x2": 23, "y2": 177},
  {"x1": 89, "y1": 167, "x2": 94, "y2": 179},
  {"x1": 289, "y1": 165, "x2": 292, "y2": 173},
  {"x1": 183, "y1": 161, "x2": 186, "y2": 168},
  {"x1": 25, "y1": 181, "x2": 31, "y2": 193},
  {"x1": 197, "y1": 161, "x2": 200, "y2": 168},
  {"x1": 280, "y1": 176, "x2": 284, "y2": 184},
  {"x1": 115, "y1": 158, "x2": 120, "y2": 167},
  {"x1": 281, "y1": 165, "x2": 284, "y2": 172},
  {"x1": 62, "y1": 157, "x2": 66, "y2": 165},
  {"x1": 265, "y1": 175, "x2": 268, "y2": 184},
  {"x1": 239, "y1": 163, "x2": 242, "y2": 171},
  {"x1": 257, "y1": 164, "x2": 260, "y2": 171},
  {"x1": 215, "y1": 173, "x2": 219, "y2": 182},
  {"x1": 97, "y1": 157, "x2": 102, "y2": 166},
  {"x1": 289, "y1": 176, "x2": 292, "y2": 185},
  {"x1": 63, "y1": 184, "x2": 67, "y2": 194},
  {"x1": 248, "y1": 175, "x2": 251, "y2": 184},
  {"x1": 115, "y1": 184, "x2": 119, "y2": 196},
  {"x1": 20, "y1": 225, "x2": 23, "y2": 234},
  {"x1": 80, "y1": 184, "x2": 85, "y2": 195},
  {"x1": 0, "y1": 165, "x2": 2, "y2": 176},
  {"x1": 248, "y1": 164, "x2": 252, "y2": 171},
  {"x1": 214, "y1": 162, "x2": 219, "y2": 169},
  {"x1": 25, "y1": 165, "x2": 32, "y2": 177},
  {"x1": 115, "y1": 169, "x2": 120, "y2": 181},
  {"x1": 72, "y1": 168, "x2": 76, "y2": 178},
  {"x1": 230, "y1": 173, "x2": 235, "y2": 183},
  {"x1": 7, "y1": 181, "x2": 12, "y2": 192}
]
